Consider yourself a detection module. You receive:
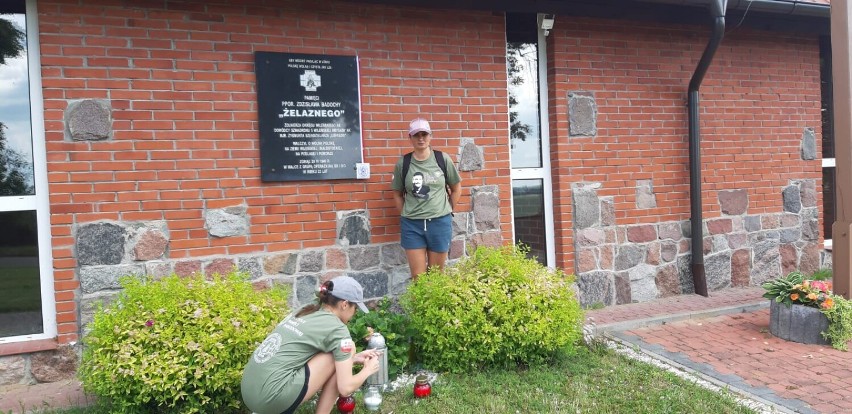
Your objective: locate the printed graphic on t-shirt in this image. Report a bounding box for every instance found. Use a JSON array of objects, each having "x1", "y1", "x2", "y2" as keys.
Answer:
[
  {"x1": 253, "y1": 332, "x2": 282, "y2": 364},
  {"x1": 410, "y1": 172, "x2": 430, "y2": 200},
  {"x1": 340, "y1": 338, "x2": 355, "y2": 354}
]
